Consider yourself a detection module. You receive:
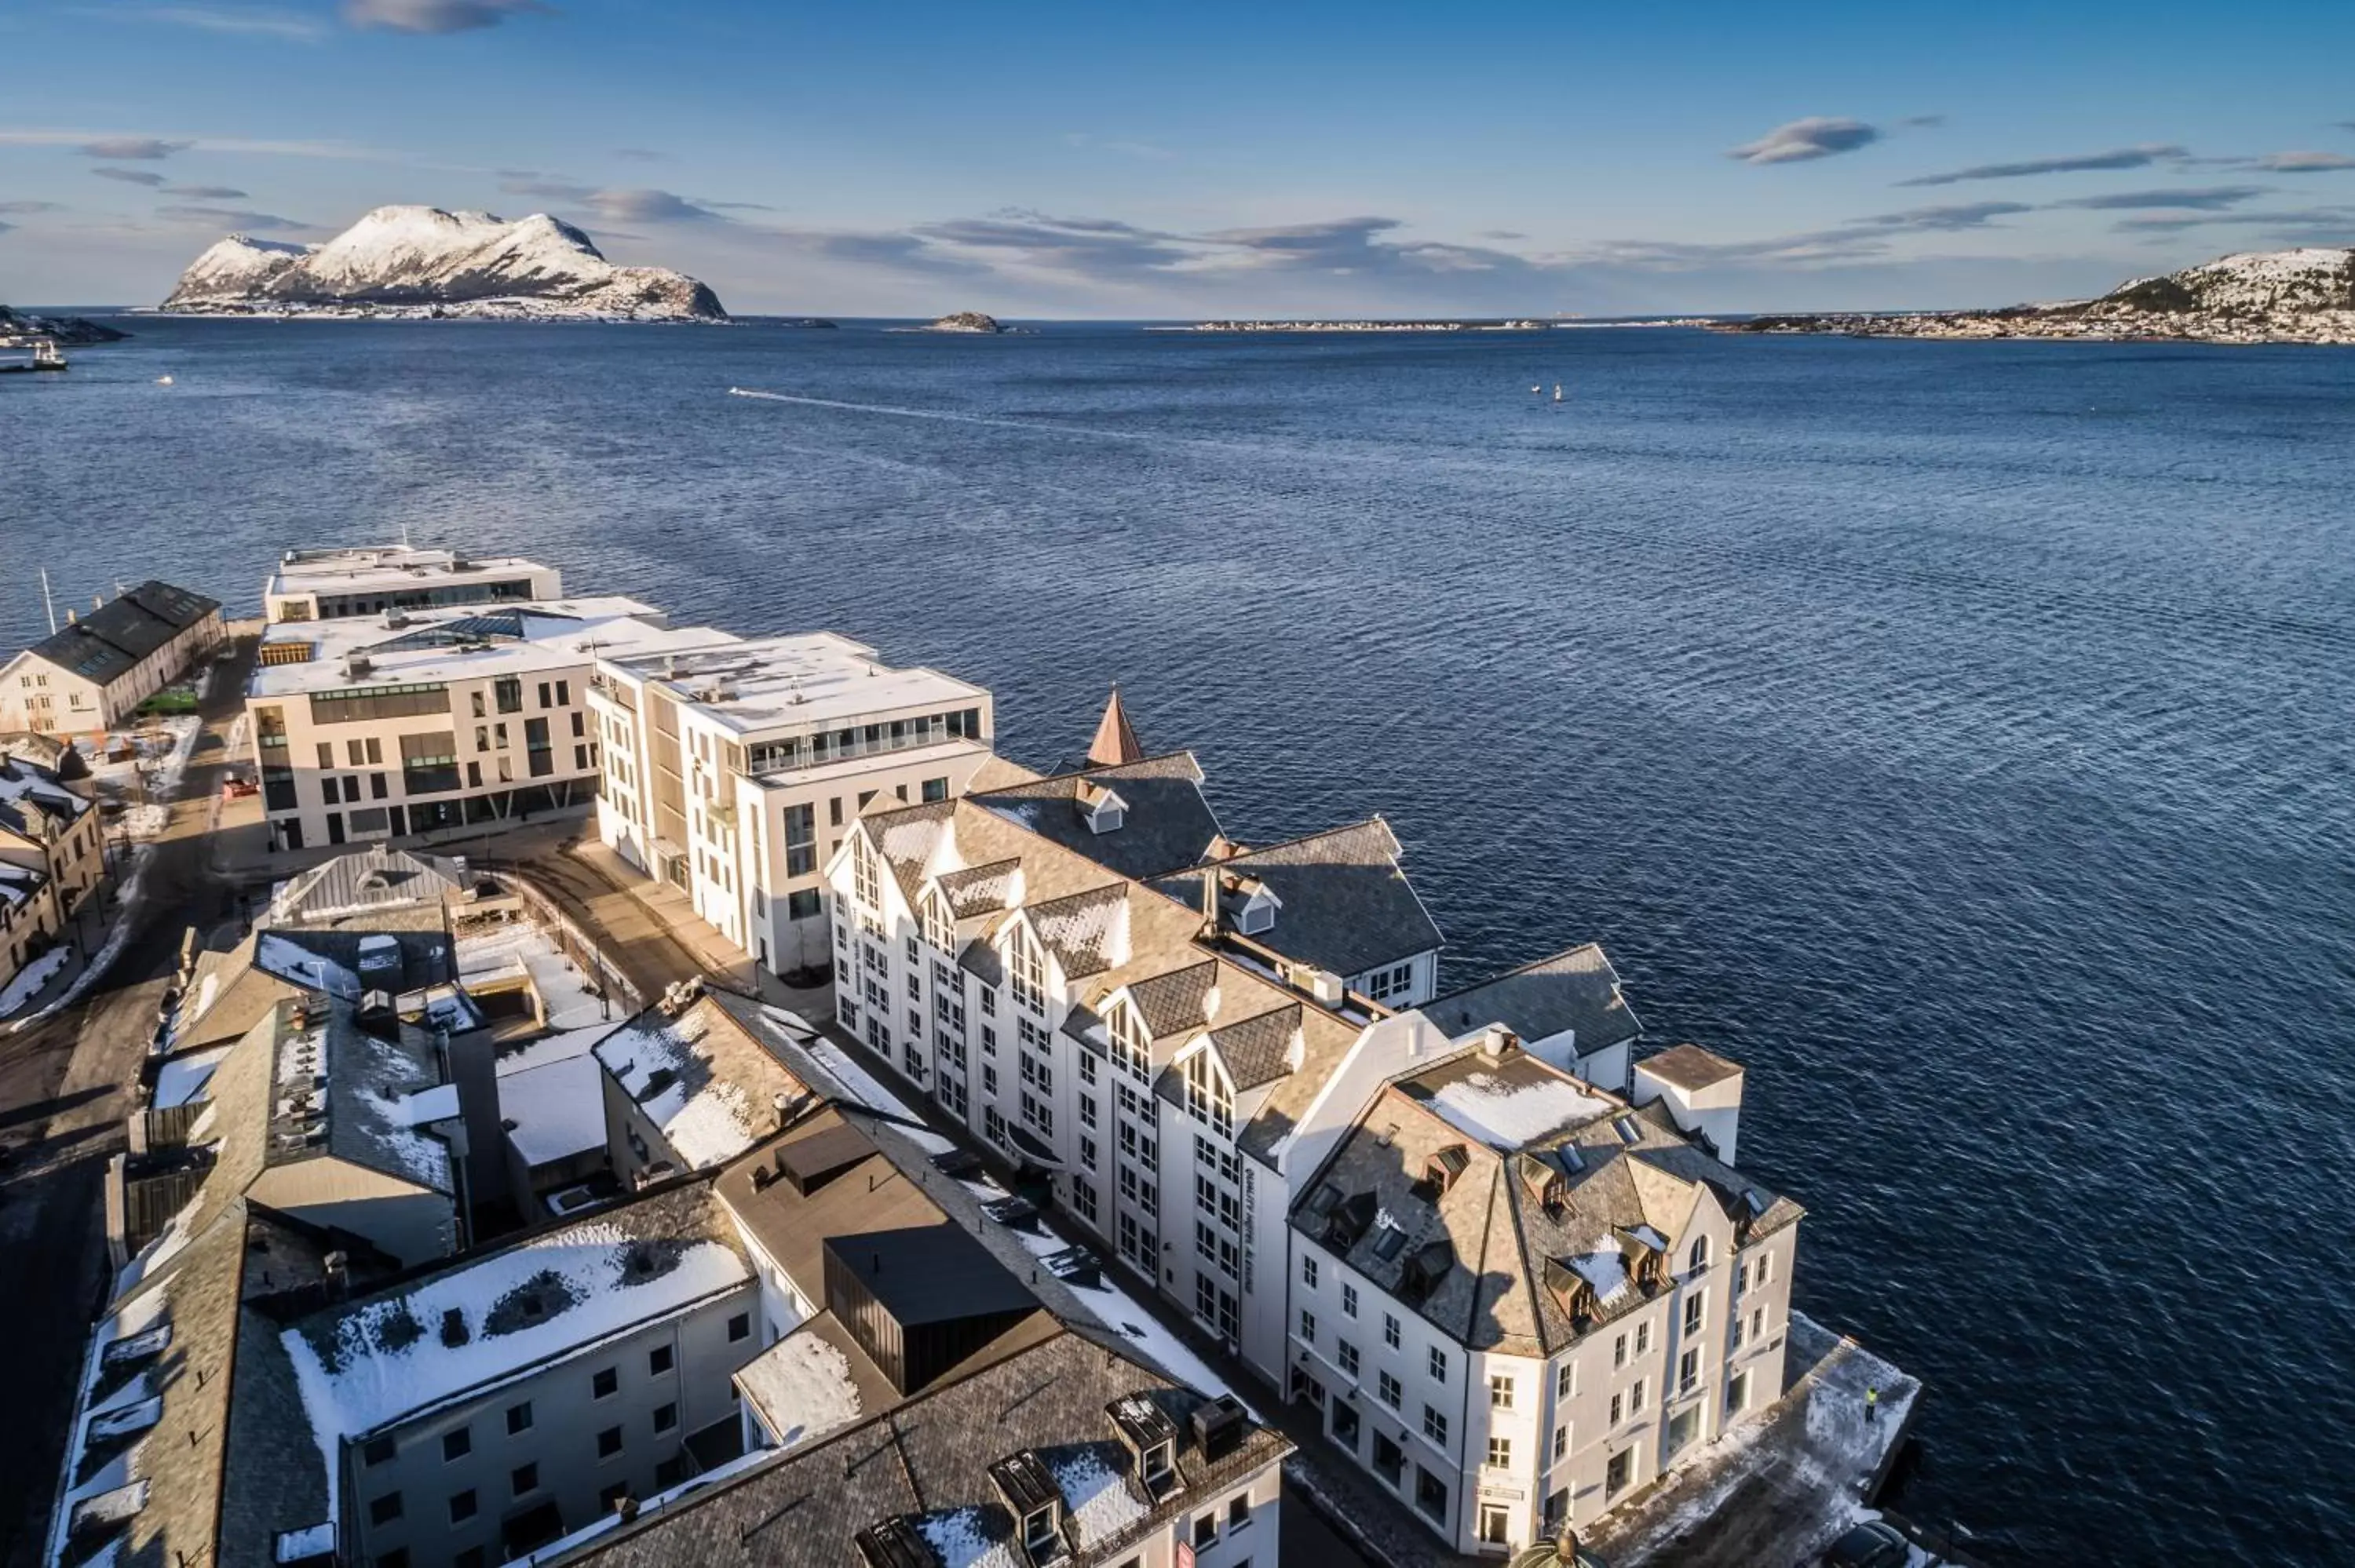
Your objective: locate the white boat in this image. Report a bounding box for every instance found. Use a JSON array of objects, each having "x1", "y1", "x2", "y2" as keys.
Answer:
[
  {"x1": 1553, "y1": 383, "x2": 1564, "y2": 403},
  {"x1": 155, "y1": 374, "x2": 174, "y2": 385}
]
